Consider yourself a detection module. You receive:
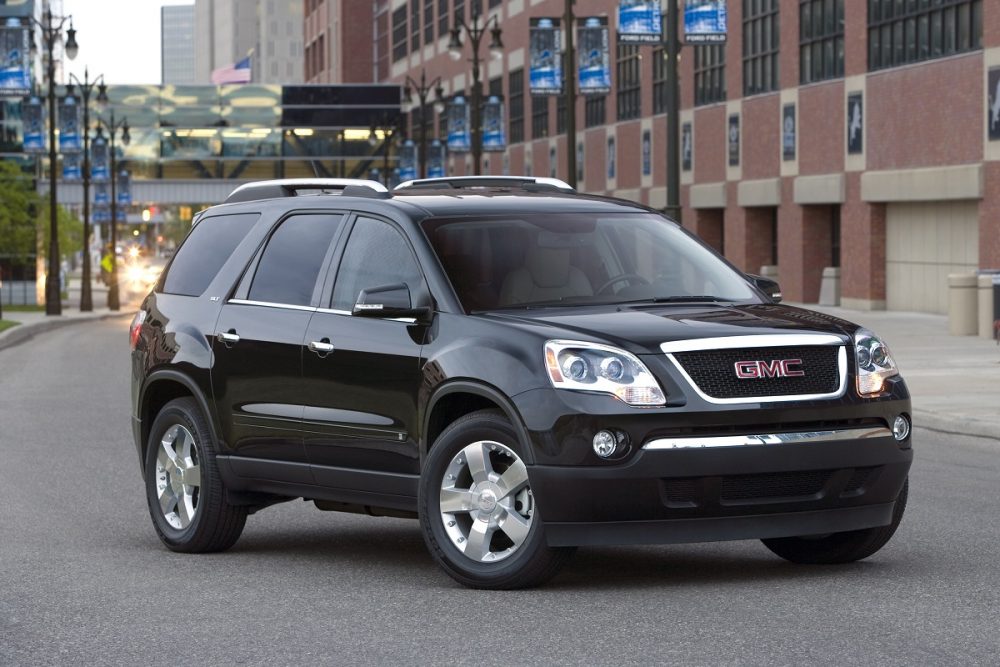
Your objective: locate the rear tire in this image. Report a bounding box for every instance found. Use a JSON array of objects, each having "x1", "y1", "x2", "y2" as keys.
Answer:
[
  {"x1": 762, "y1": 478, "x2": 908, "y2": 564},
  {"x1": 144, "y1": 397, "x2": 247, "y2": 553},
  {"x1": 418, "y1": 409, "x2": 574, "y2": 589}
]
